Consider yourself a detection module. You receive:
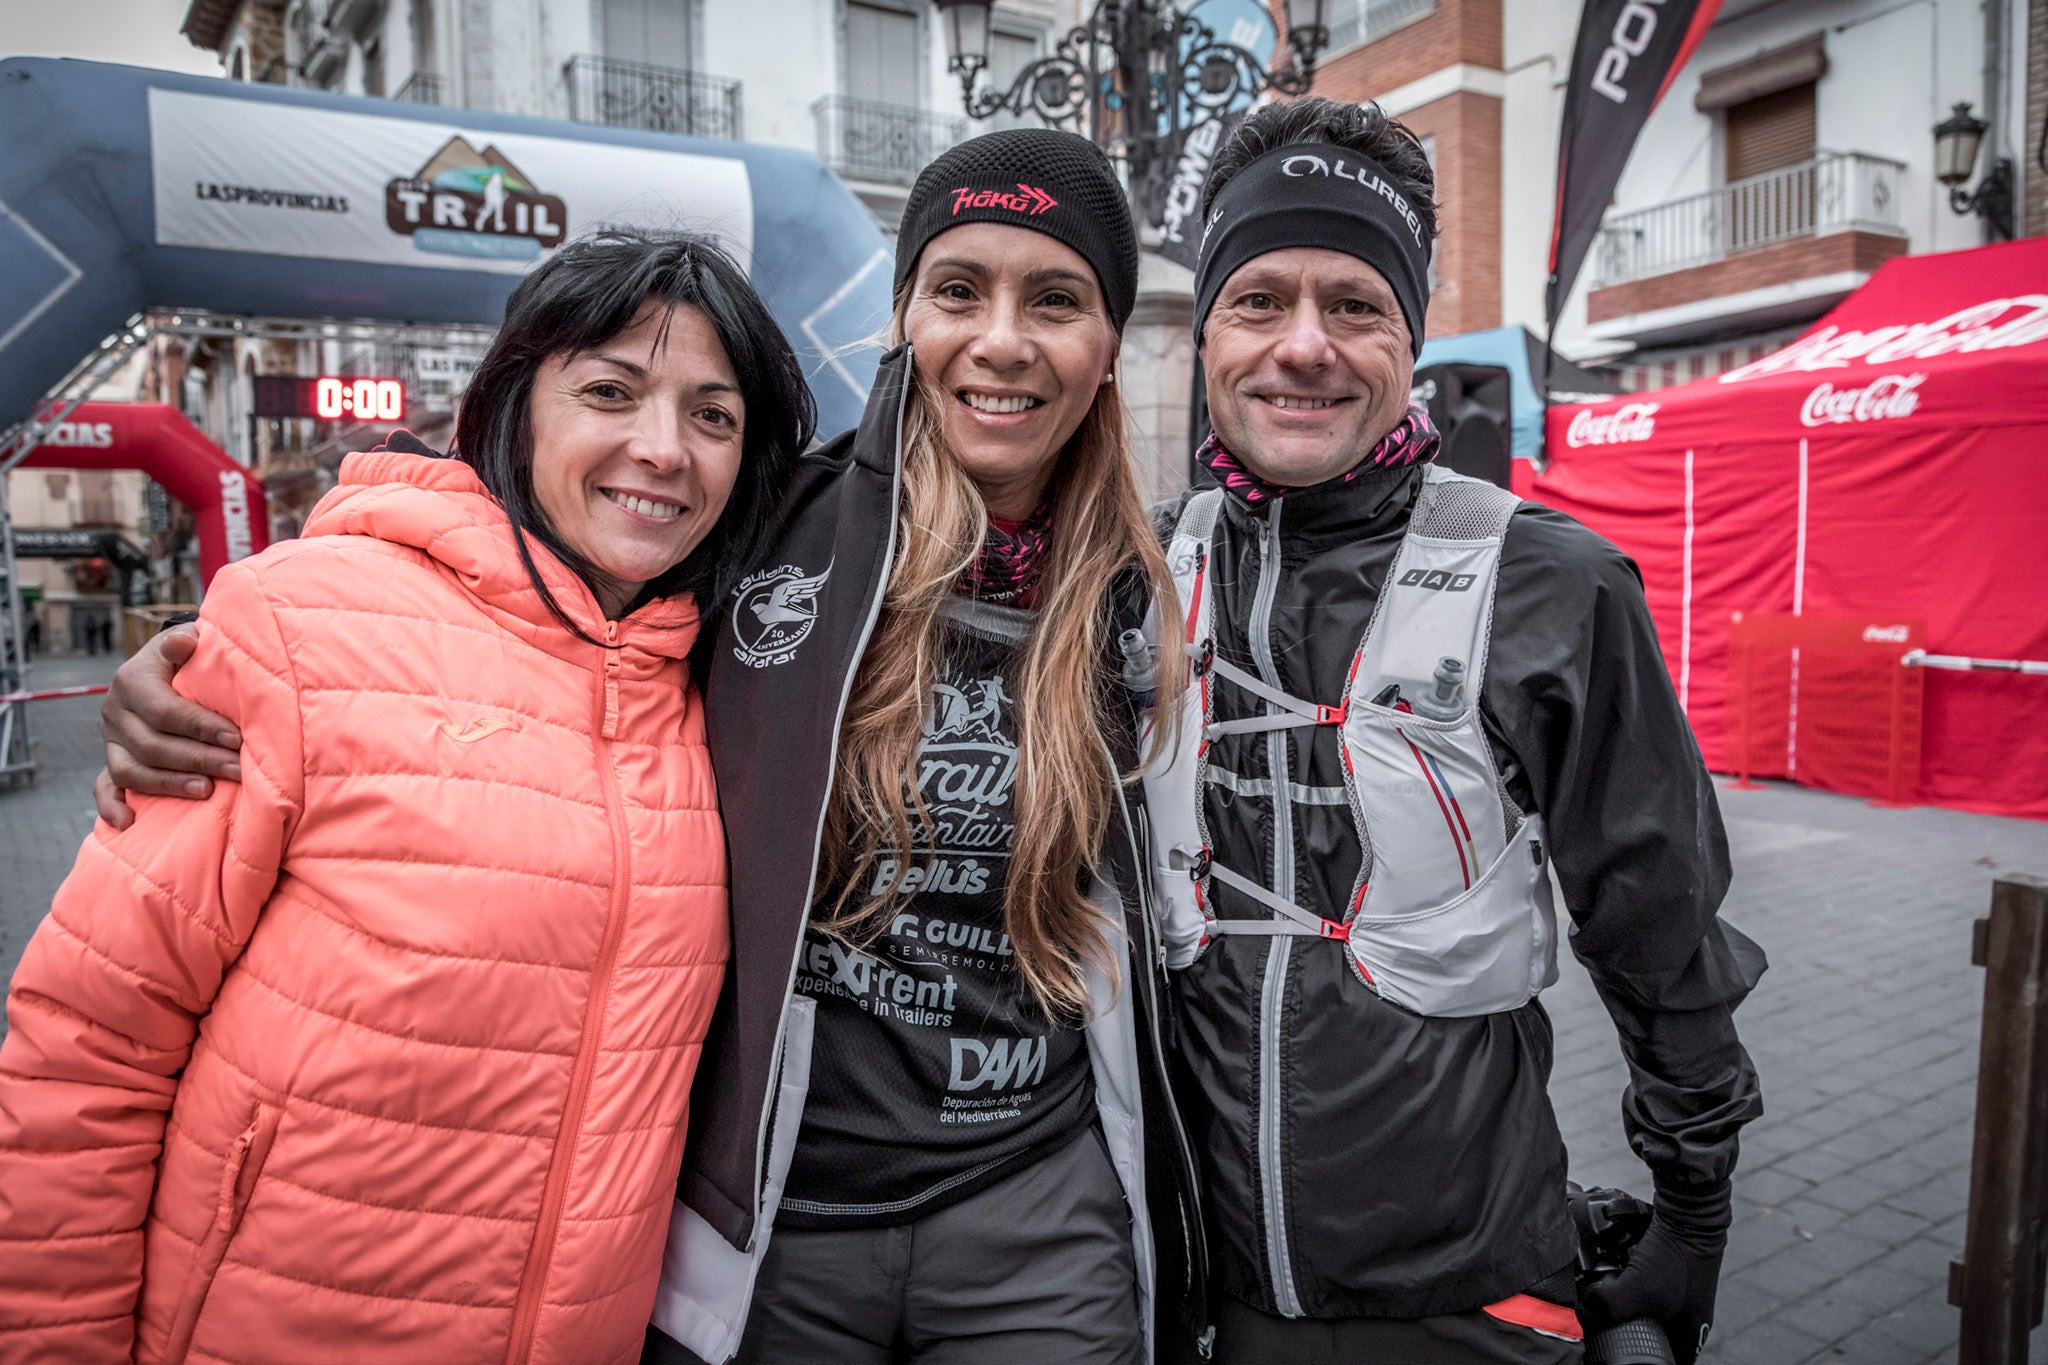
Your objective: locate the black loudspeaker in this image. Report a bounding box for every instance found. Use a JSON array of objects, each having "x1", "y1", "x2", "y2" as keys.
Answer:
[{"x1": 1412, "y1": 362, "x2": 1513, "y2": 490}]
